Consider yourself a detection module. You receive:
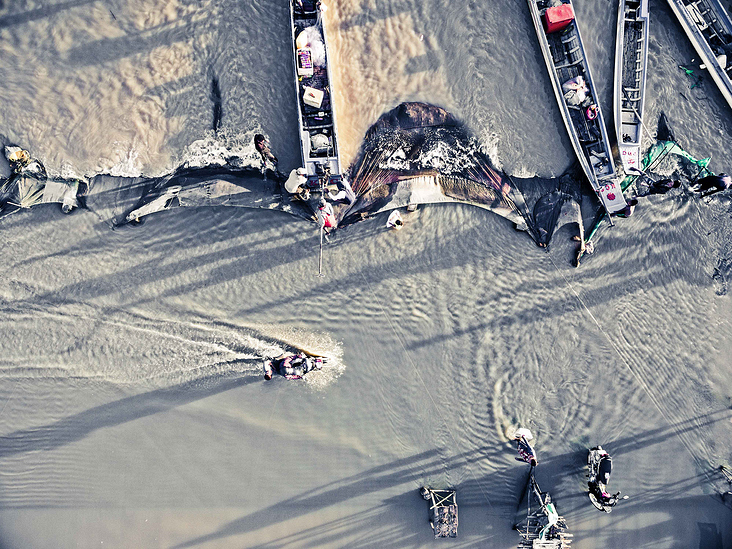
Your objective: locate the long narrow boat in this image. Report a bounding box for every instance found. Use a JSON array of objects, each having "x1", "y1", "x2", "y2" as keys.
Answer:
[
  {"x1": 290, "y1": 0, "x2": 342, "y2": 187},
  {"x1": 527, "y1": 0, "x2": 627, "y2": 214},
  {"x1": 614, "y1": 0, "x2": 650, "y2": 174},
  {"x1": 667, "y1": 0, "x2": 732, "y2": 109}
]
